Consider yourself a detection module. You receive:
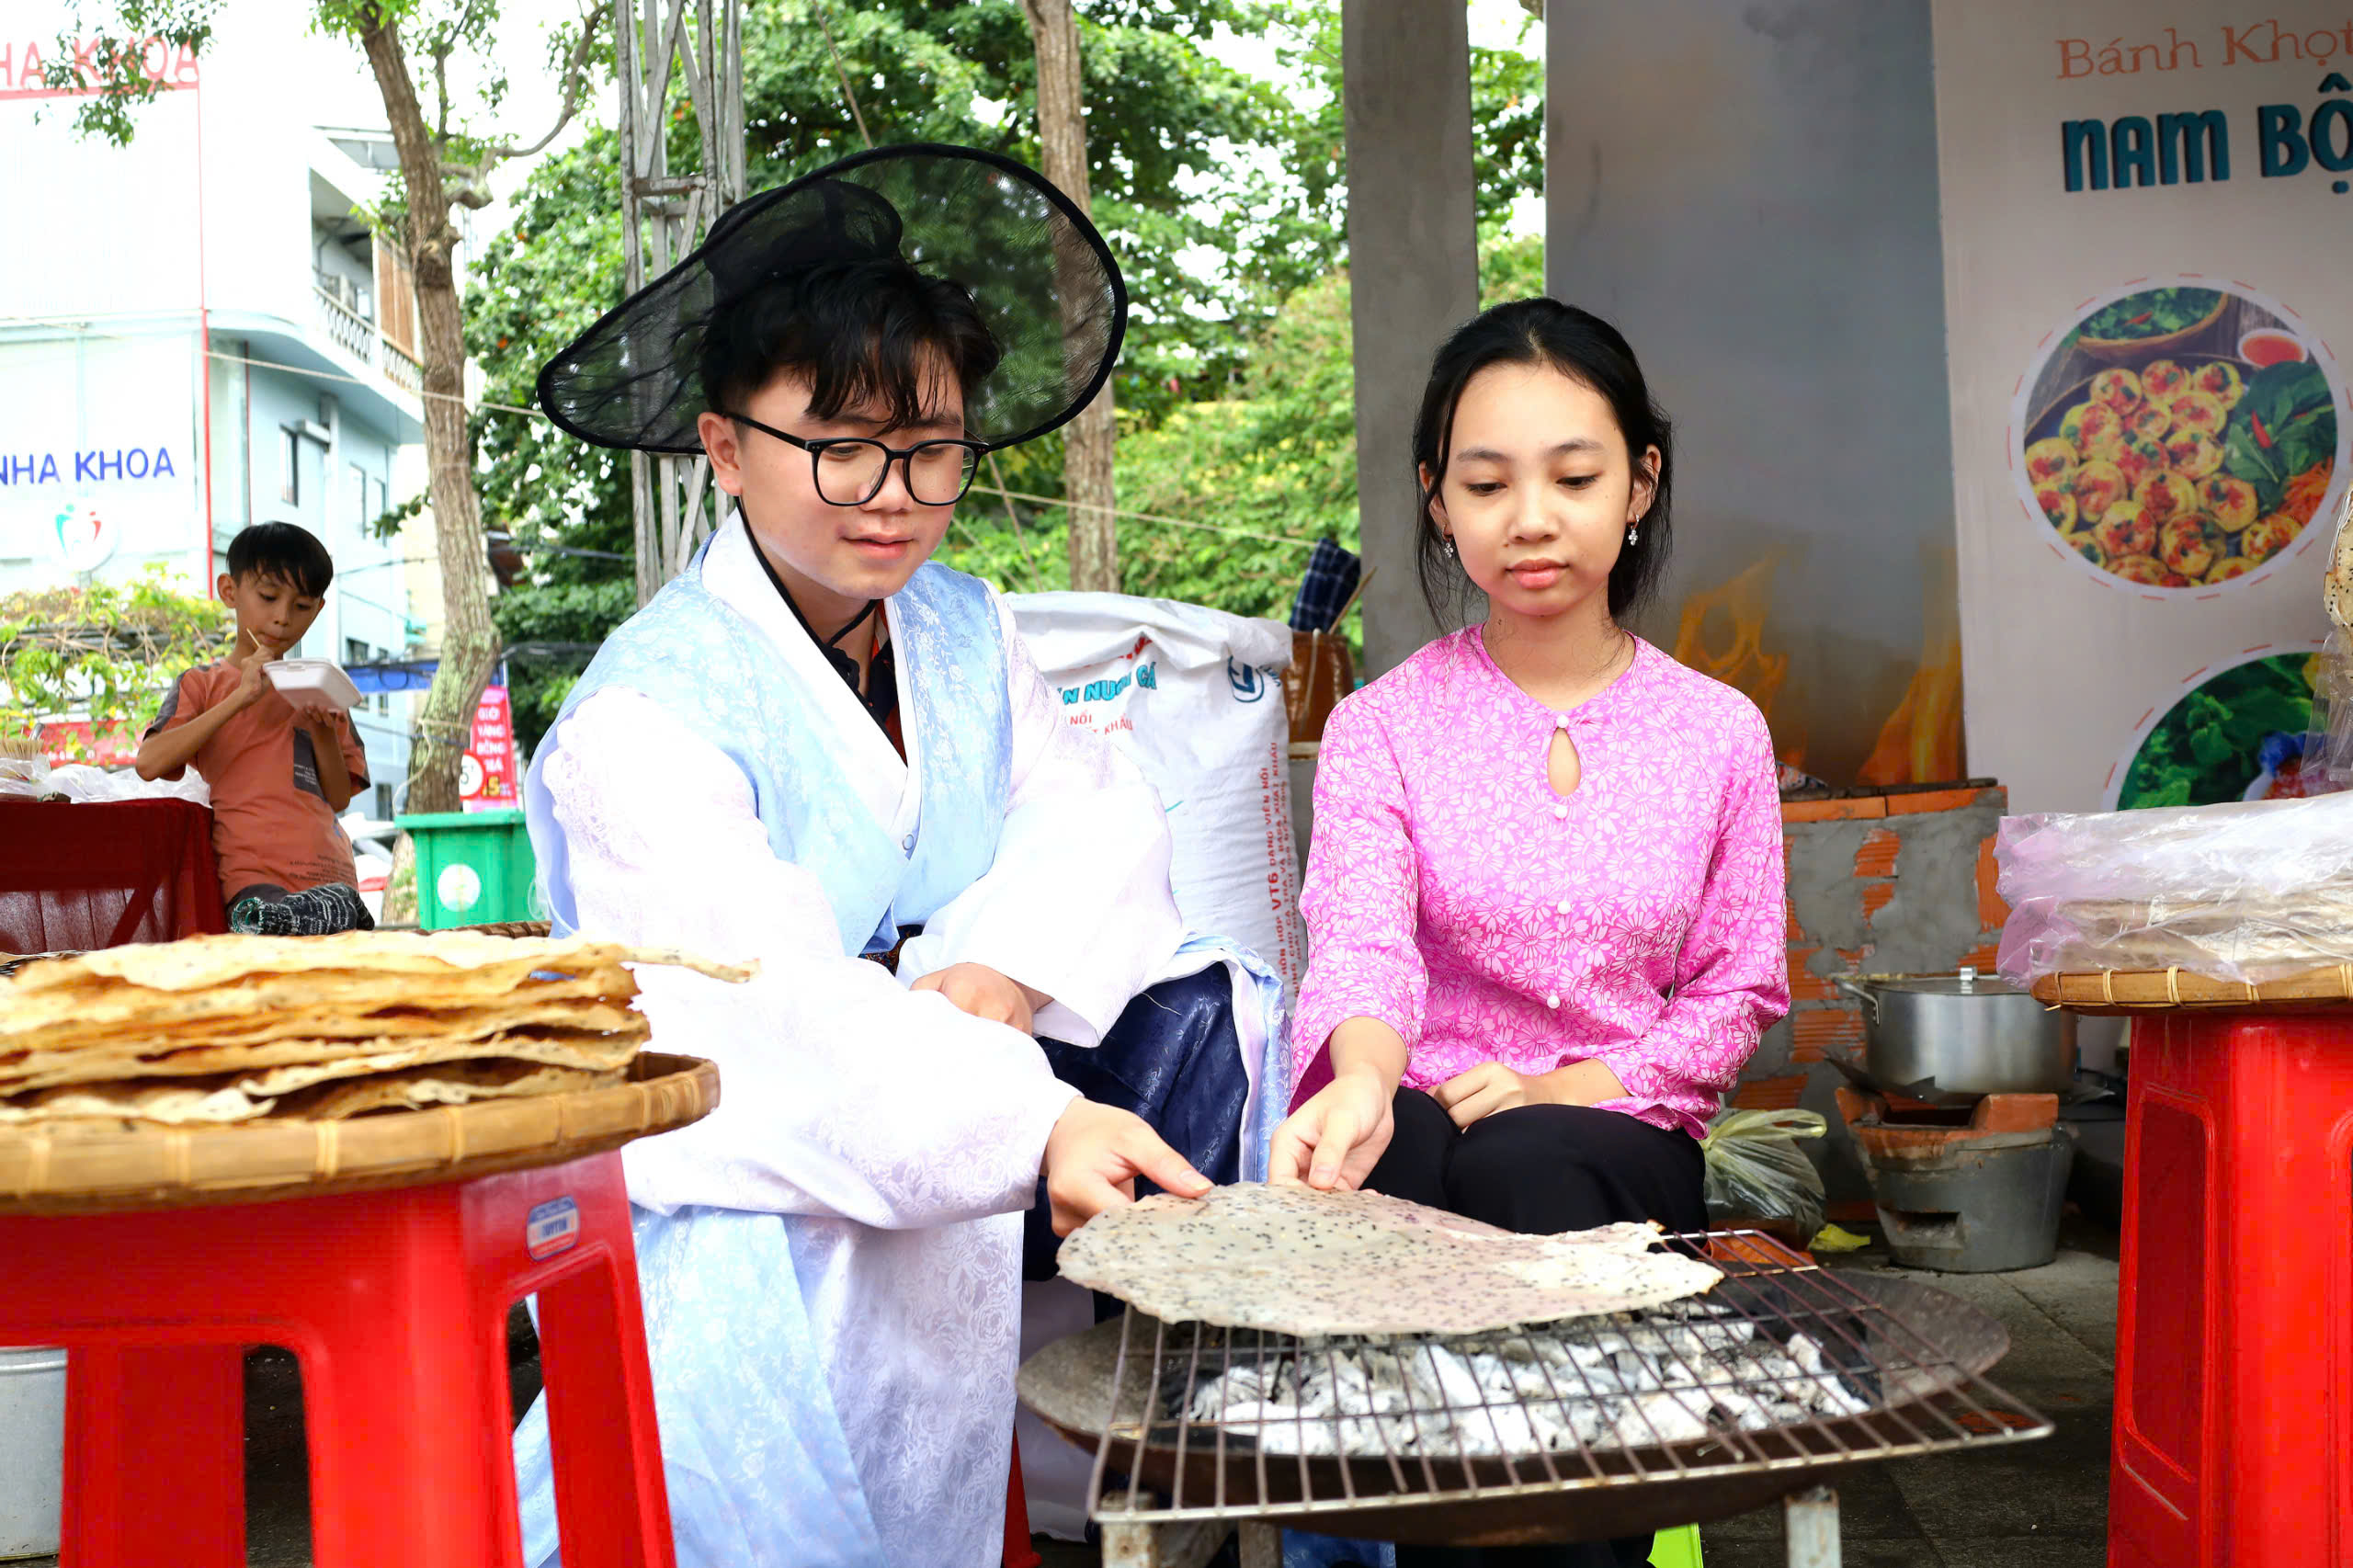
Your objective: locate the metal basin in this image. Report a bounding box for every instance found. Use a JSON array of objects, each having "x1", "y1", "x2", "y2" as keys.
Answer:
[{"x1": 1836, "y1": 969, "x2": 2075, "y2": 1106}]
